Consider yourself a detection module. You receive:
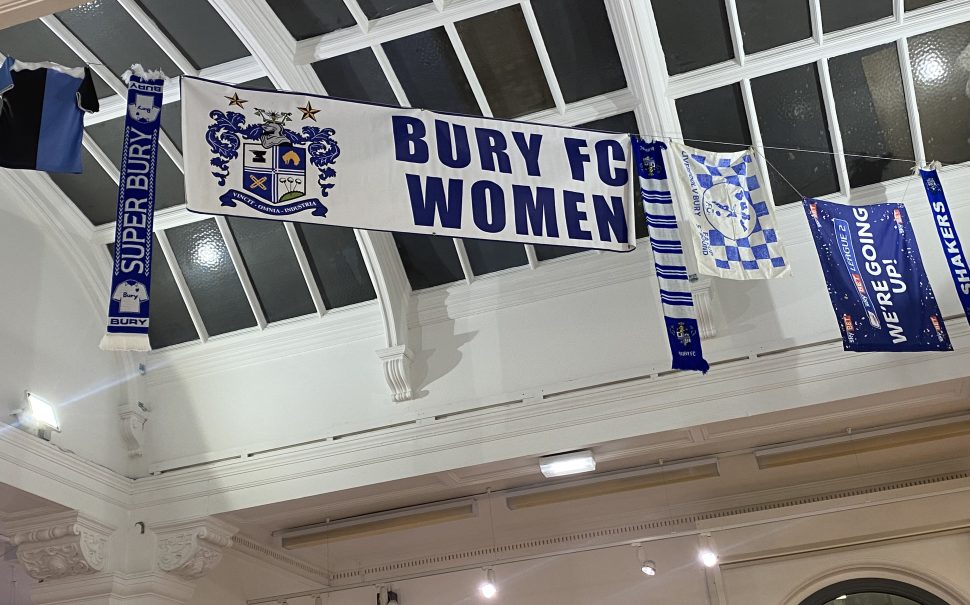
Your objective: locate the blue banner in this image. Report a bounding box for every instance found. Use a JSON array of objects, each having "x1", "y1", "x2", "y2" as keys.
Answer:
[
  {"x1": 919, "y1": 169, "x2": 970, "y2": 325},
  {"x1": 100, "y1": 66, "x2": 165, "y2": 352},
  {"x1": 632, "y1": 137, "x2": 709, "y2": 373},
  {"x1": 804, "y1": 198, "x2": 951, "y2": 352}
]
